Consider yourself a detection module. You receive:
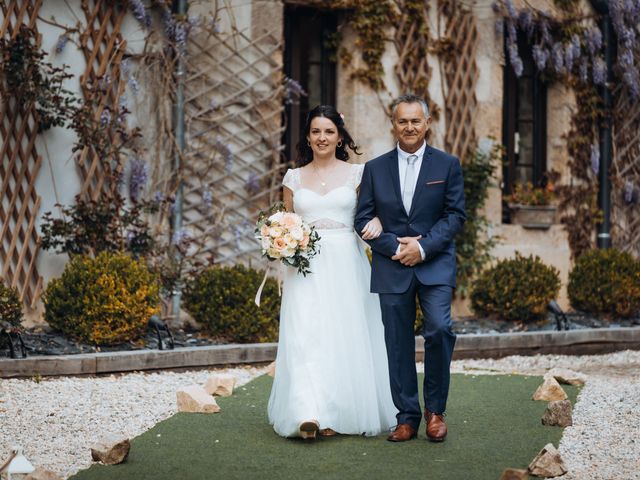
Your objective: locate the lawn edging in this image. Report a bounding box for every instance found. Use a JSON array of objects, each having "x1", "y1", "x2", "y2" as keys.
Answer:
[{"x1": 1, "y1": 327, "x2": 639, "y2": 378}]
